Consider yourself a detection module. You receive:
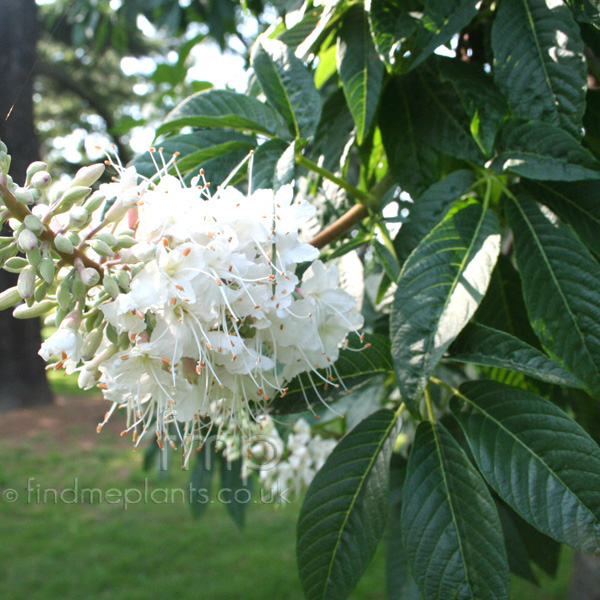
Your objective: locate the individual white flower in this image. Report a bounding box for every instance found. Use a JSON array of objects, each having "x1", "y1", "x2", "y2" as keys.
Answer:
[{"x1": 39, "y1": 326, "x2": 83, "y2": 374}]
